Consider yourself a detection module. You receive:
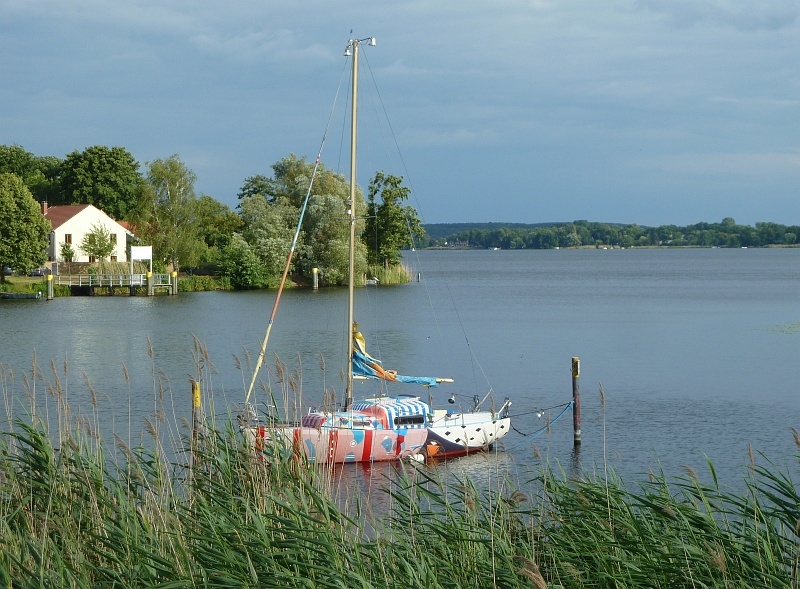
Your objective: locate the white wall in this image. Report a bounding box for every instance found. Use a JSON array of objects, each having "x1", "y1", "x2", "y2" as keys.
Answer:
[{"x1": 49, "y1": 206, "x2": 128, "y2": 263}]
